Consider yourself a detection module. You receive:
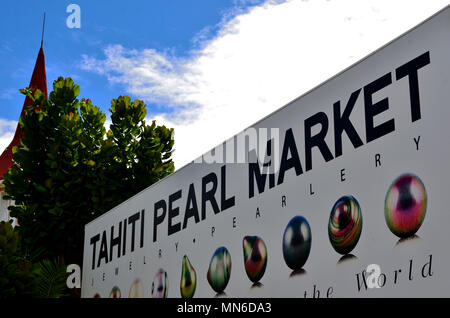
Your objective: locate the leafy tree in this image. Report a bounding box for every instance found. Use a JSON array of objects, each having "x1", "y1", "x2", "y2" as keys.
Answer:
[
  {"x1": 0, "y1": 221, "x2": 69, "y2": 298},
  {"x1": 0, "y1": 221, "x2": 35, "y2": 297},
  {"x1": 3, "y1": 77, "x2": 175, "y2": 269},
  {"x1": 32, "y1": 258, "x2": 69, "y2": 298}
]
